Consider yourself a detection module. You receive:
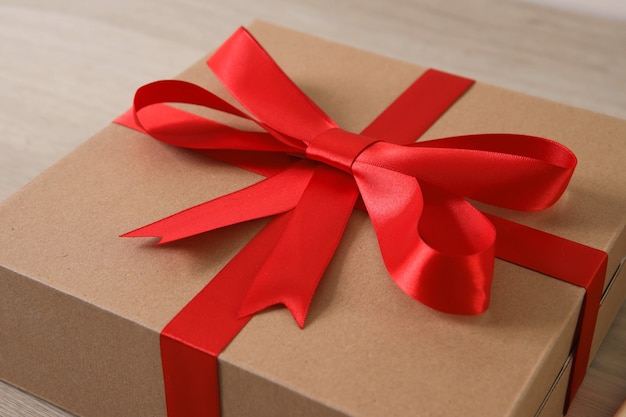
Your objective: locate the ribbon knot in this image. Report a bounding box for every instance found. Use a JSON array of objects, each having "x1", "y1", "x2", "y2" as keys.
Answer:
[{"x1": 305, "y1": 128, "x2": 378, "y2": 174}]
